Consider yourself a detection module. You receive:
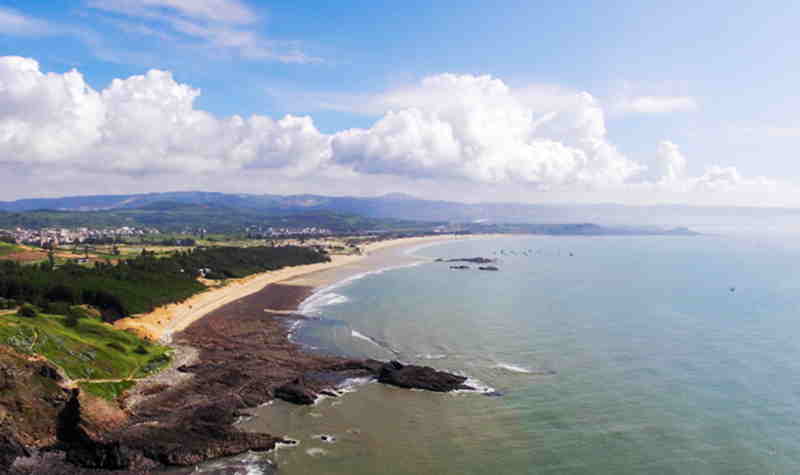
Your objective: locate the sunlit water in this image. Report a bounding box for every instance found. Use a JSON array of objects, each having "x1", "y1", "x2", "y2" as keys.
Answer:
[{"x1": 215, "y1": 235, "x2": 800, "y2": 474}]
